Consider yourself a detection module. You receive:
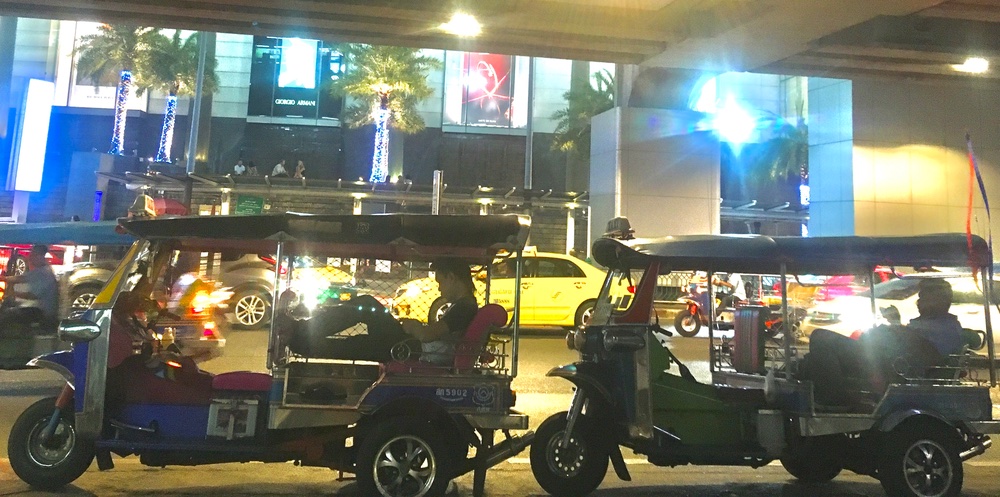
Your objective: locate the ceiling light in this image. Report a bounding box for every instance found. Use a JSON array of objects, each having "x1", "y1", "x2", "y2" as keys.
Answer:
[
  {"x1": 952, "y1": 57, "x2": 989, "y2": 74},
  {"x1": 440, "y1": 13, "x2": 481, "y2": 37}
]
